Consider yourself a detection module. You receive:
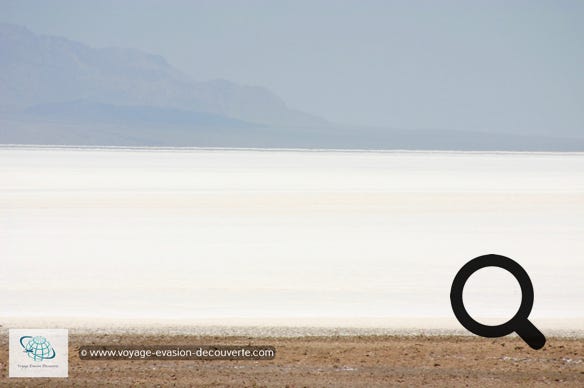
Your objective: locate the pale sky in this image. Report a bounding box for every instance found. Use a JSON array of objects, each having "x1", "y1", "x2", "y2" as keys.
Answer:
[{"x1": 1, "y1": 0, "x2": 583, "y2": 134}]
